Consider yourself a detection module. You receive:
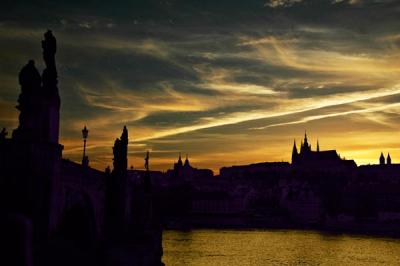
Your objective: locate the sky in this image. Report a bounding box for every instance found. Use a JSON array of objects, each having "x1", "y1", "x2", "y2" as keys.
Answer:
[{"x1": 1, "y1": 0, "x2": 400, "y2": 173}]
